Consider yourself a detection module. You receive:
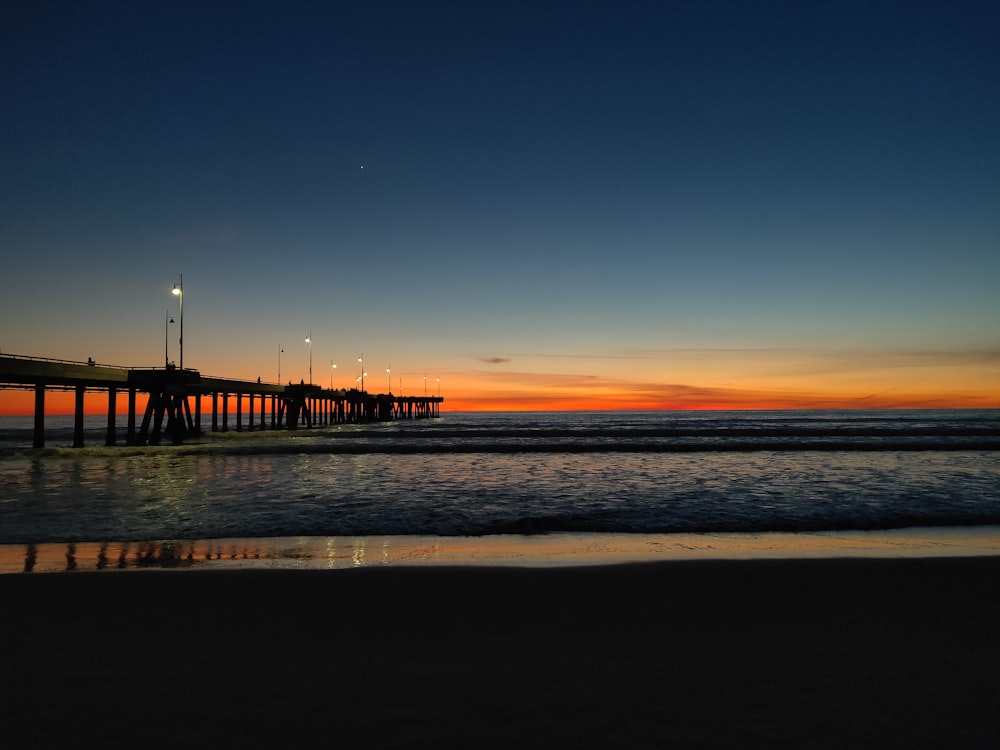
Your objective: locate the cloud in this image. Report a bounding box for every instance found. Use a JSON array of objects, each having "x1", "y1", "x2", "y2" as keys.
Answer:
[
  {"x1": 481, "y1": 357, "x2": 511, "y2": 365},
  {"x1": 533, "y1": 351, "x2": 655, "y2": 360}
]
